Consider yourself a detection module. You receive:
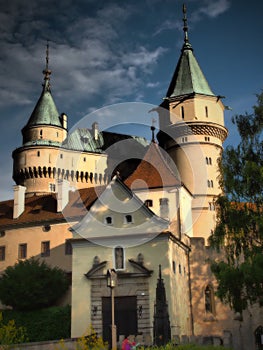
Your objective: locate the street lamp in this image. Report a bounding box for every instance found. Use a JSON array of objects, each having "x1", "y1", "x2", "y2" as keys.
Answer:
[{"x1": 107, "y1": 269, "x2": 117, "y2": 350}]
